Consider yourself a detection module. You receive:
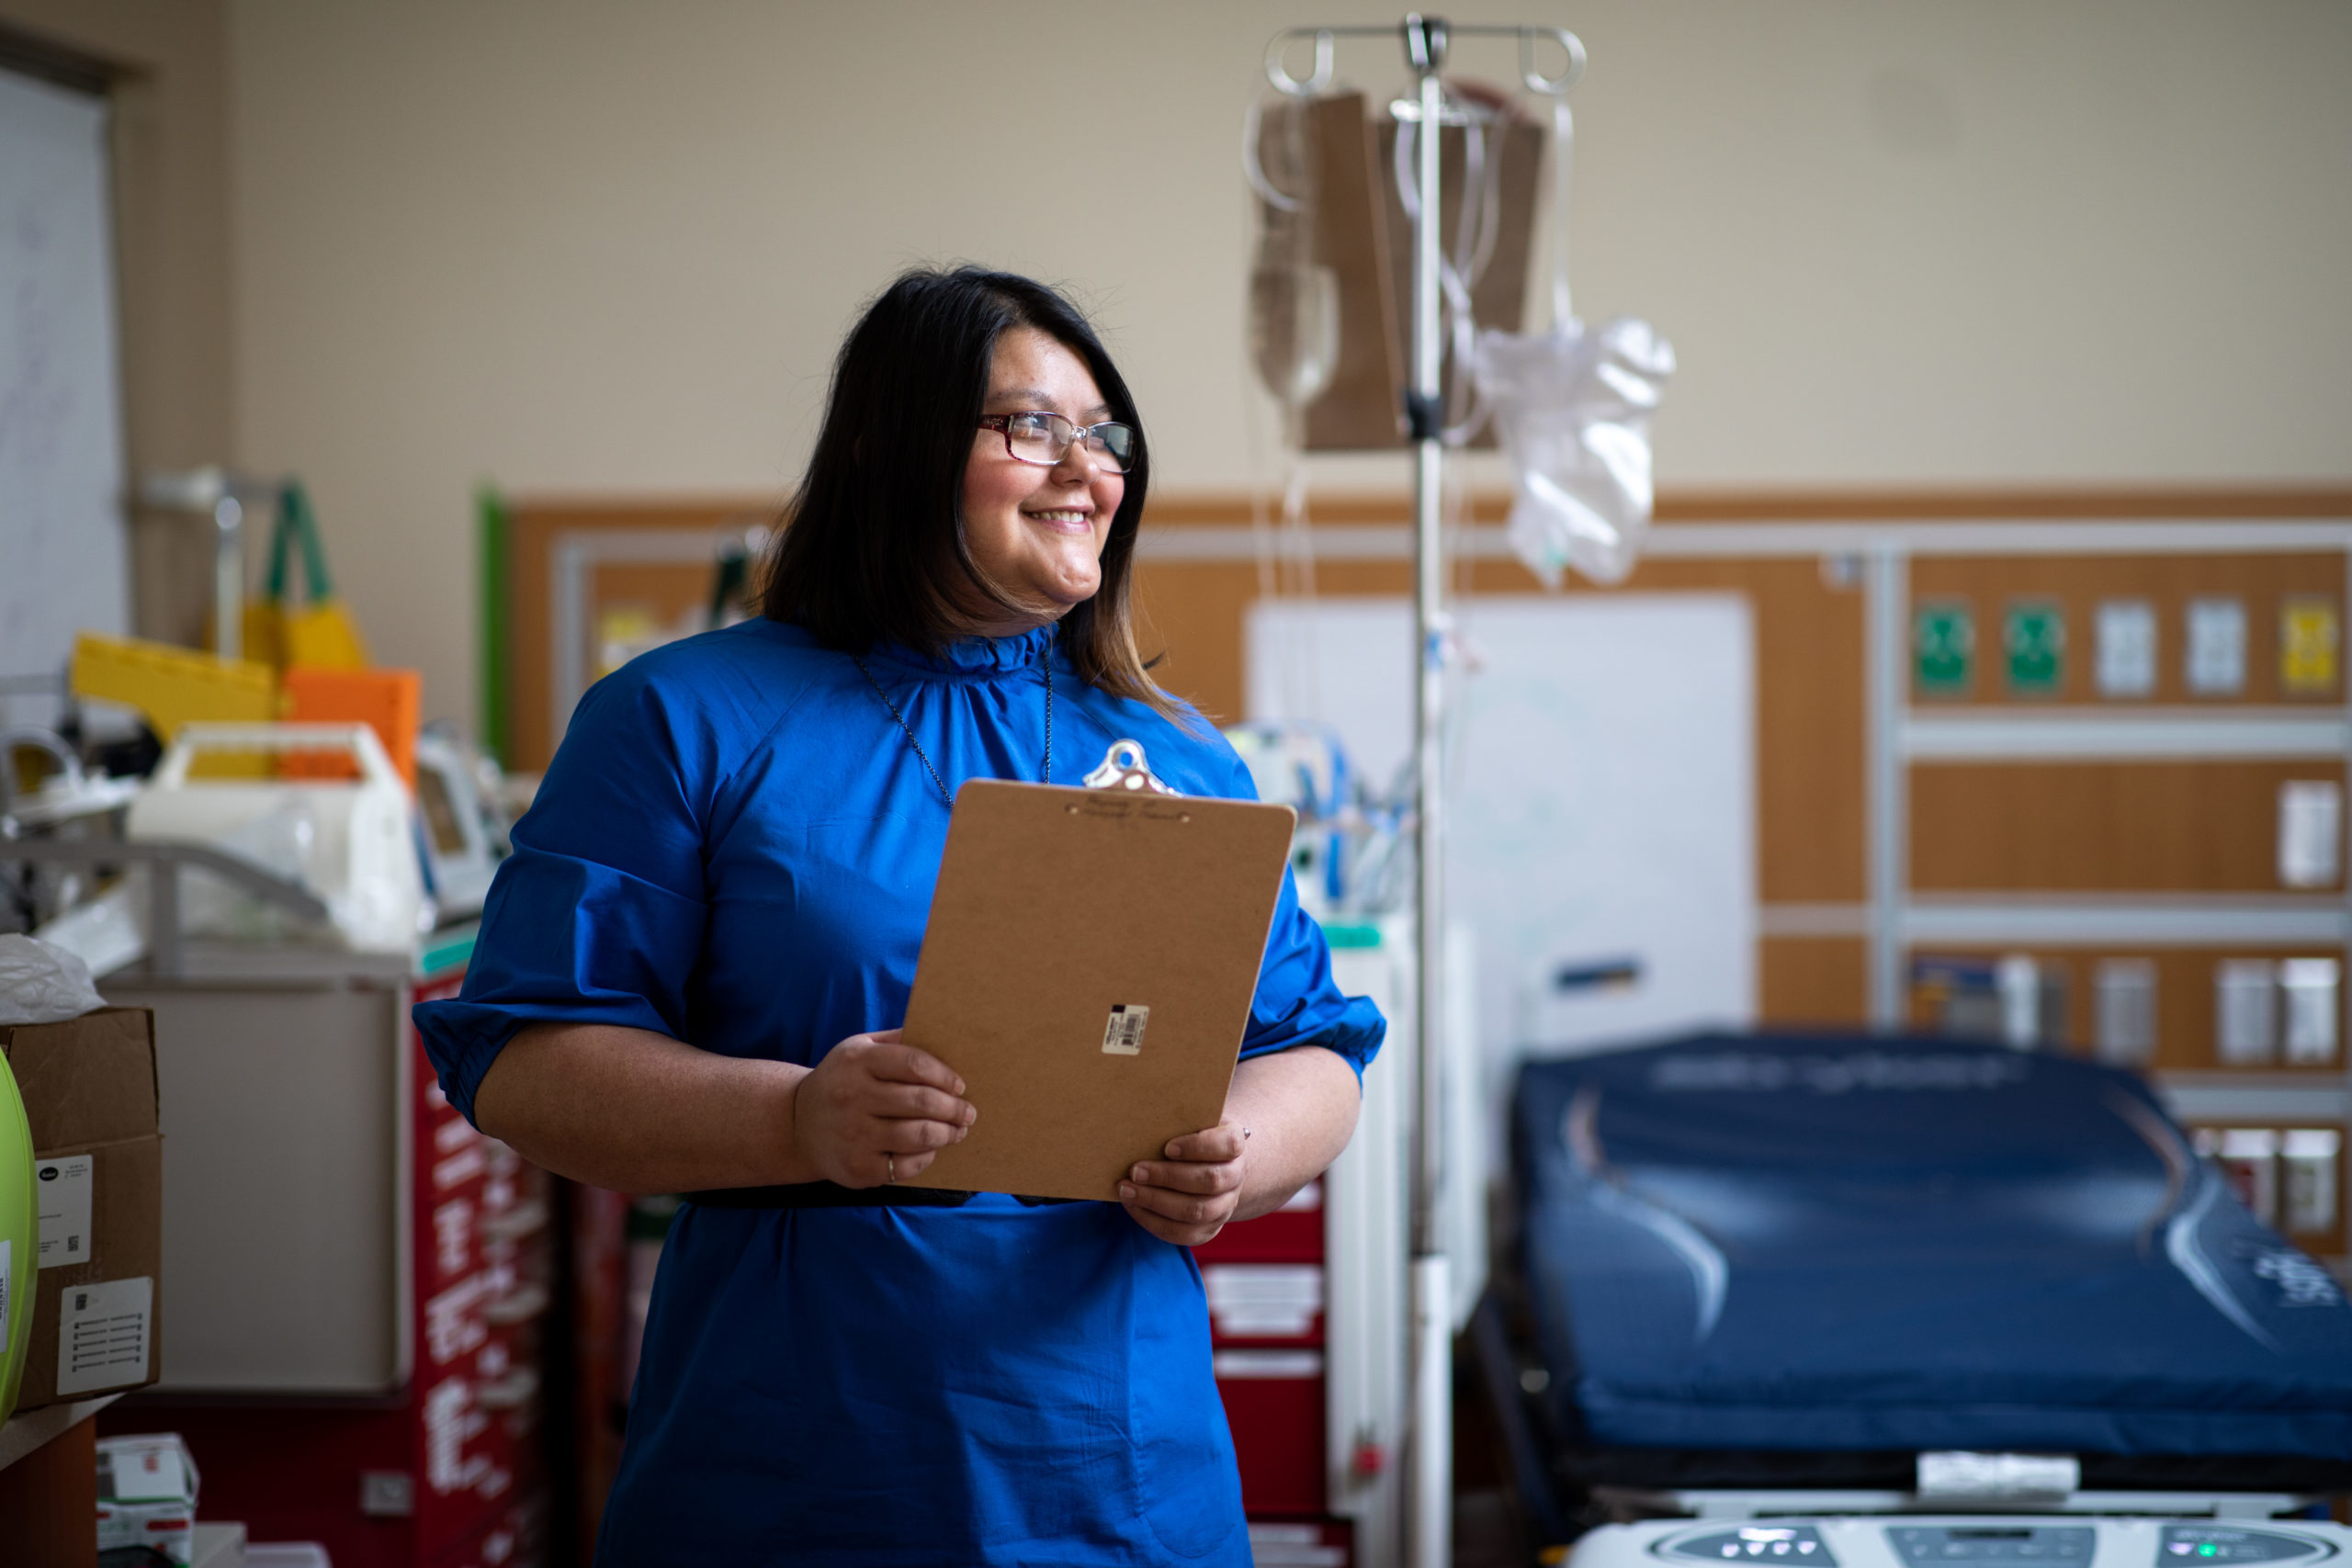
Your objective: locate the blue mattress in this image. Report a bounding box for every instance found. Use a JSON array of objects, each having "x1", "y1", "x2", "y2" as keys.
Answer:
[{"x1": 1513, "y1": 1032, "x2": 2352, "y2": 1459}]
